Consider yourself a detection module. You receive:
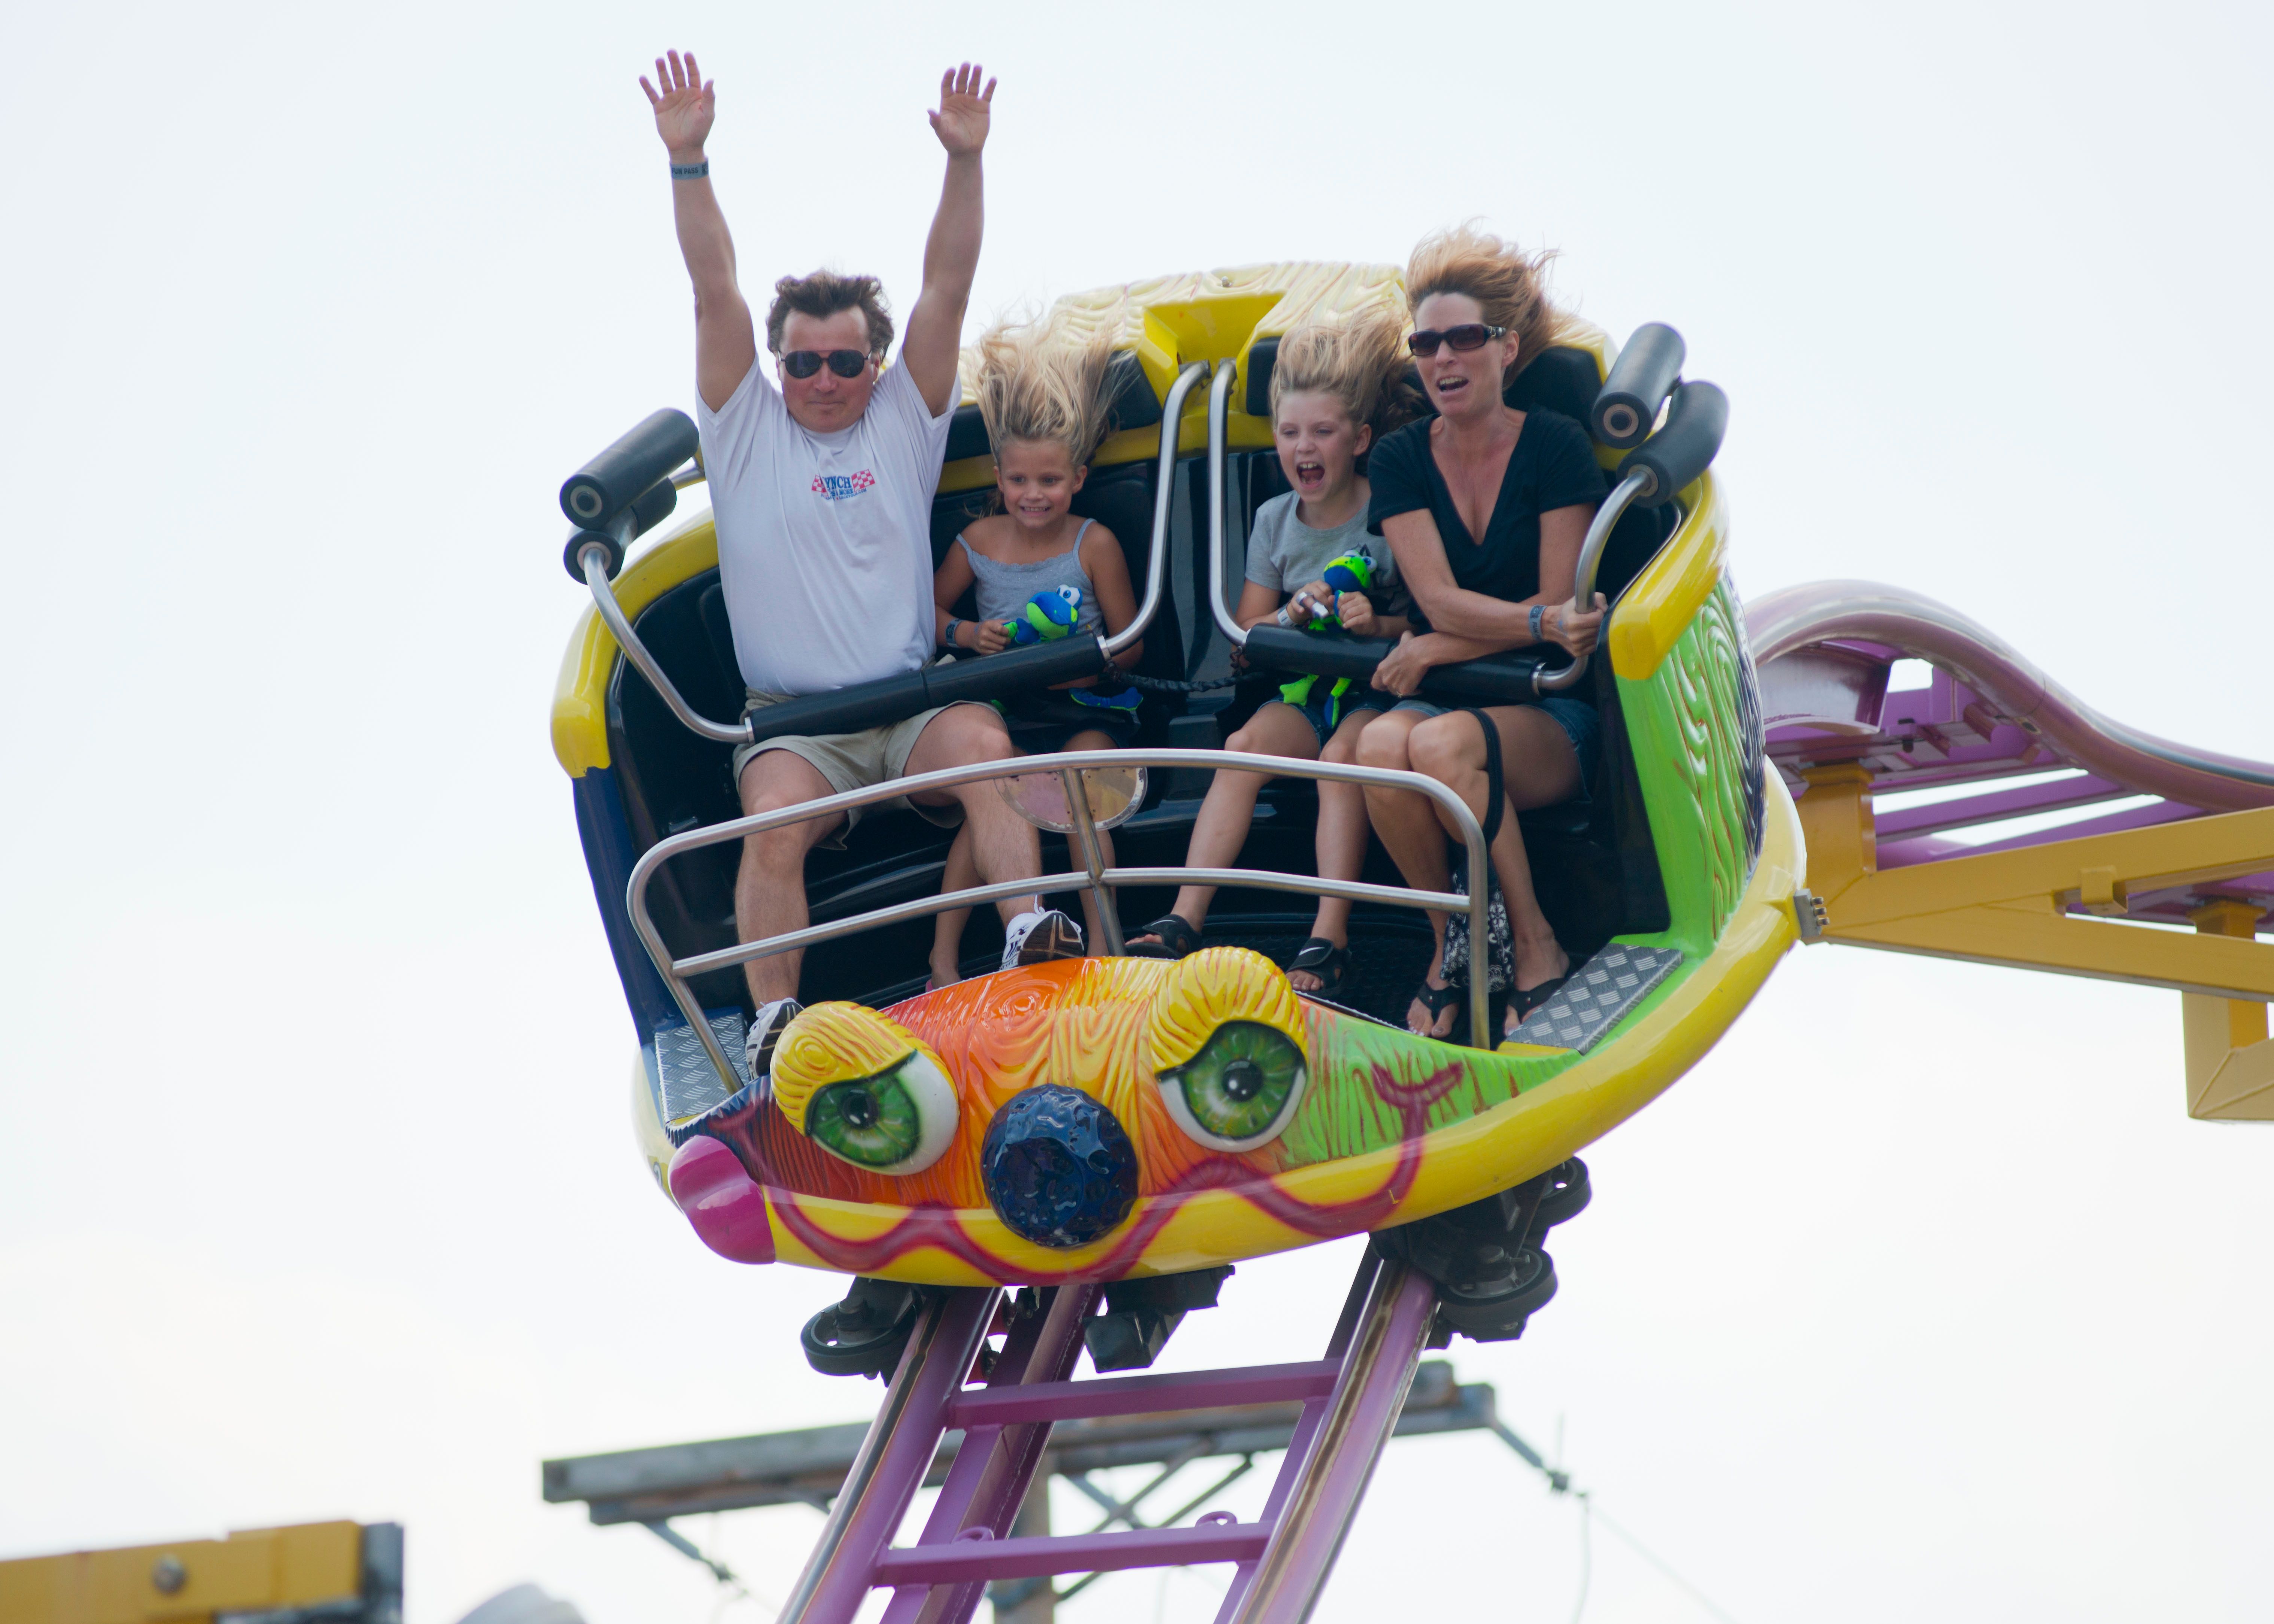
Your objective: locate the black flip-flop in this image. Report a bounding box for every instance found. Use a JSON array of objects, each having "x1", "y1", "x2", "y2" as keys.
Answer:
[
  {"x1": 1126, "y1": 914, "x2": 1202, "y2": 960},
  {"x1": 1409, "y1": 978, "x2": 1460, "y2": 1037},
  {"x1": 1503, "y1": 973, "x2": 1572, "y2": 1038},
  {"x1": 1285, "y1": 938, "x2": 1350, "y2": 998}
]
